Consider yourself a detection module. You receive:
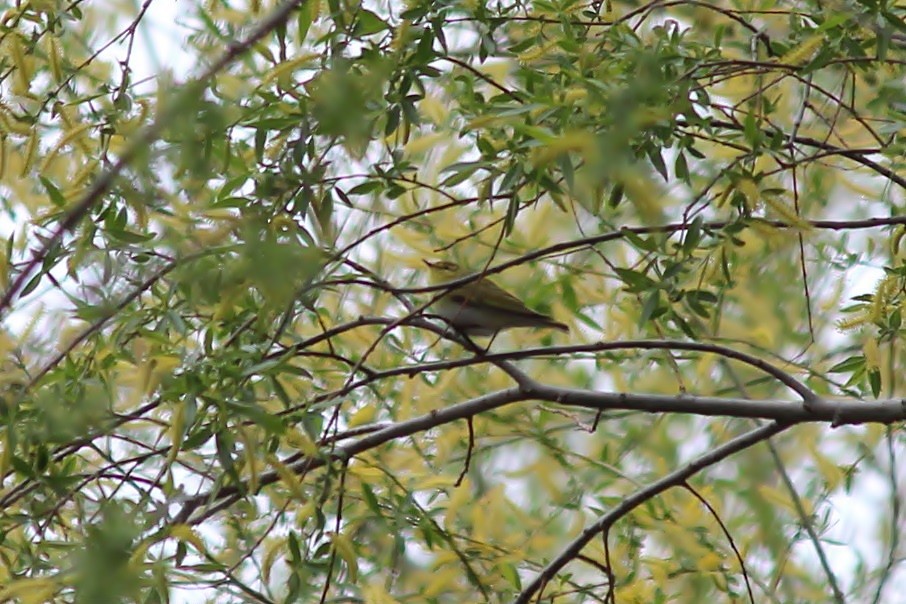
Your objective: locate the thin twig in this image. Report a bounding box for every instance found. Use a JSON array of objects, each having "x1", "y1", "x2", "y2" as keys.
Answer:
[{"x1": 513, "y1": 422, "x2": 790, "y2": 604}]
